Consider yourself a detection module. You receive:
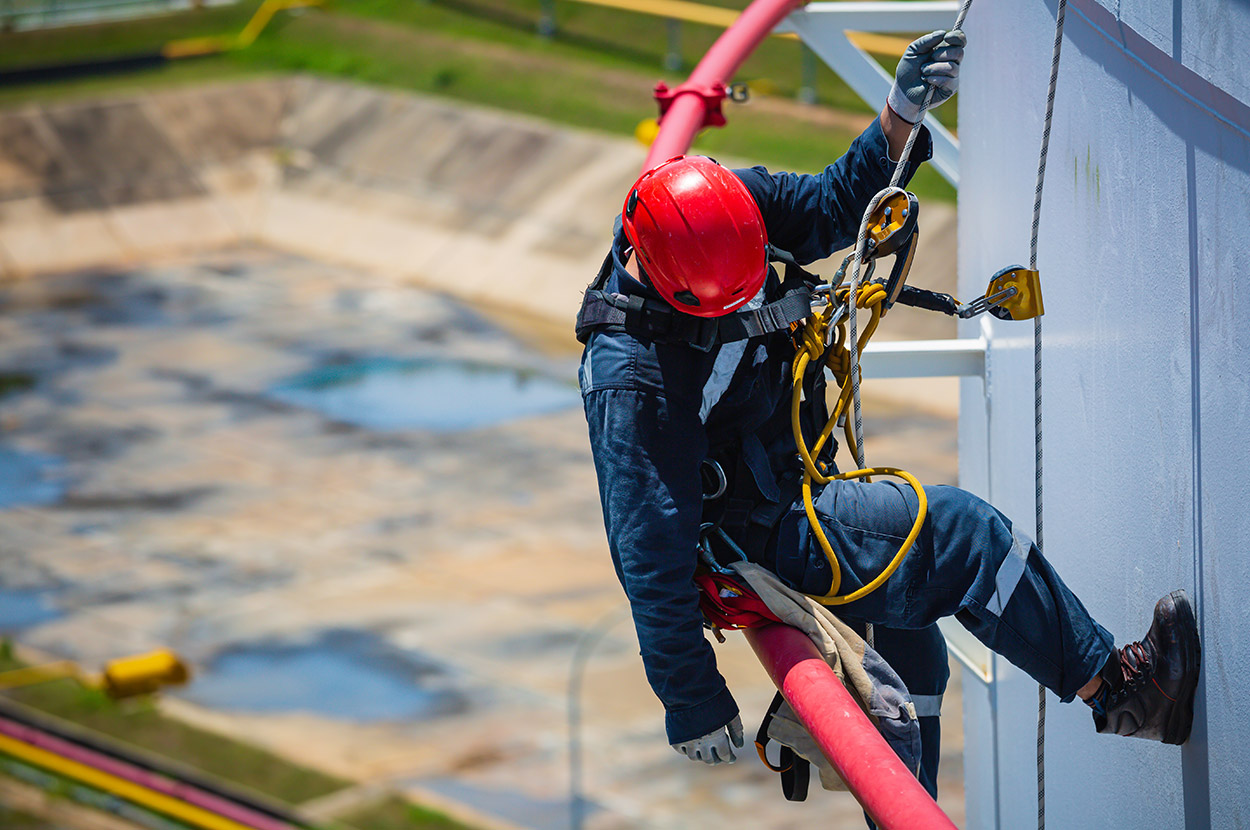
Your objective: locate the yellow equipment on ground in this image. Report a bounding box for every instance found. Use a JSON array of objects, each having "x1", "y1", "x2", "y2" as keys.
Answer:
[{"x1": 101, "y1": 649, "x2": 191, "y2": 699}]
